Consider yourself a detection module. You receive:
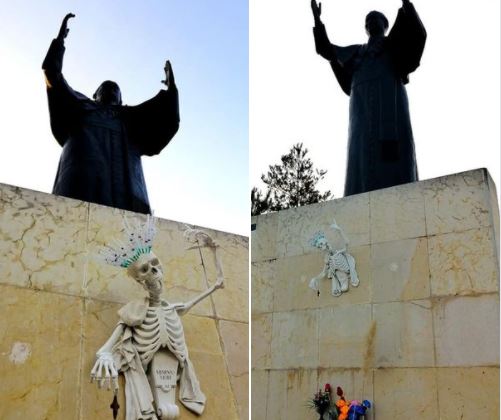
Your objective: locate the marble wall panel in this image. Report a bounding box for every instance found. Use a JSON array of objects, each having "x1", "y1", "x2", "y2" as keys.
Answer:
[
  {"x1": 423, "y1": 169, "x2": 492, "y2": 236},
  {"x1": 0, "y1": 185, "x2": 88, "y2": 296},
  {"x1": 486, "y1": 172, "x2": 500, "y2": 257},
  {"x1": 251, "y1": 313, "x2": 272, "y2": 369},
  {"x1": 212, "y1": 285, "x2": 248, "y2": 322},
  {"x1": 219, "y1": 320, "x2": 249, "y2": 420},
  {"x1": 271, "y1": 310, "x2": 318, "y2": 369},
  {"x1": 251, "y1": 212, "x2": 279, "y2": 263},
  {"x1": 437, "y1": 367, "x2": 499, "y2": 419},
  {"x1": 251, "y1": 260, "x2": 275, "y2": 314},
  {"x1": 373, "y1": 300, "x2": 435, "y2": 367},
  {"x1": 318, "y1": 304, "x2": 373, "y2": 368},
  {"x1": 433, "y1": 294, "x2": 499, "y2": 367},
  {"x1": 0, "y1": 286, "x2": 82, "y2": 420},
  {"x1": 266, "y1": 369, "x2": 288, "y2": 420},
  {"x1": 370, "y1": 182, "x2": 426, "y2": 243},
  {"x1": 251, "y1": 369, "x2": 268, "y2": 420},
  {"x1": 284, "y1": 368, "x2": 318, "y2": 420},
  {"x1": 428, "y1": 227, "x2": 498, "y2": 297},
  {"x1": 371, "y1": 237, "x2": 430, "y2": 303},
  {"x1": 373, "y1": 368, "x2": 439, "y2": 418}
]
